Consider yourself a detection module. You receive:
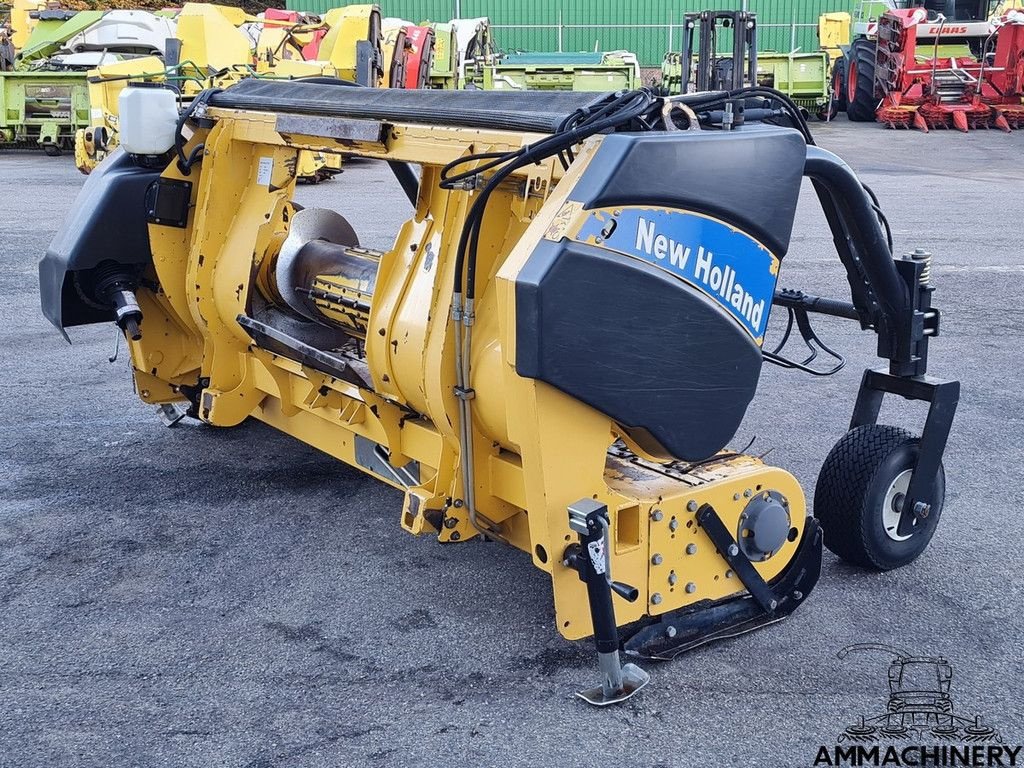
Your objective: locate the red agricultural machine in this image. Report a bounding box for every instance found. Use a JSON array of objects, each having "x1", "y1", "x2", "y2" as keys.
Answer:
[
  {"x1": 865, "y1": 7, "x2": 1024, "y2": 131},
  {"x1": 403, "y1": 25, "x2": 434, "y2": 88}
]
